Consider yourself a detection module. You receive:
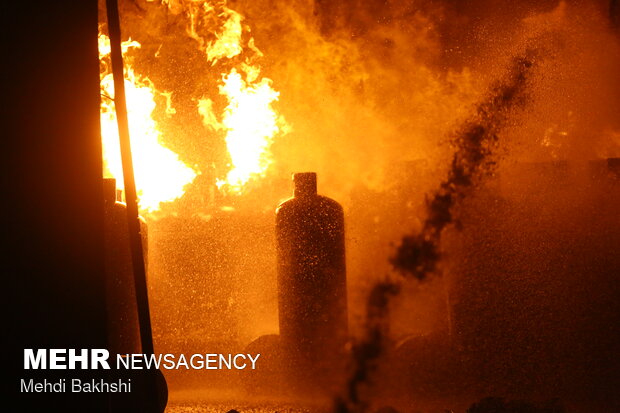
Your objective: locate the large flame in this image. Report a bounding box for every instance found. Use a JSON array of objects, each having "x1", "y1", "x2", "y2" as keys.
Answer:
[
  {"x1": 183, "y1": 0, "x2": 288, "y2": 193},
  {"x1": 98, "y1": 33, "x2": 197, "y2": 212},
  {"x1": 199, "y1": 68, "x2": 286, "y2": 191}
]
